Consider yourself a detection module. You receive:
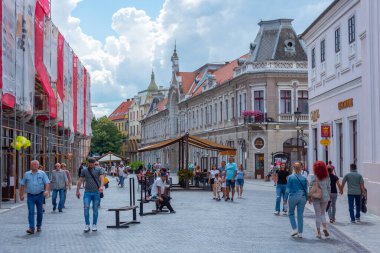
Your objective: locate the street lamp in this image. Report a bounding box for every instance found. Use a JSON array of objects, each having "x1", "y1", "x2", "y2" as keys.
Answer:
[{"x1": 294, "y1": 107, "x2": 302, "y2": 162}]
